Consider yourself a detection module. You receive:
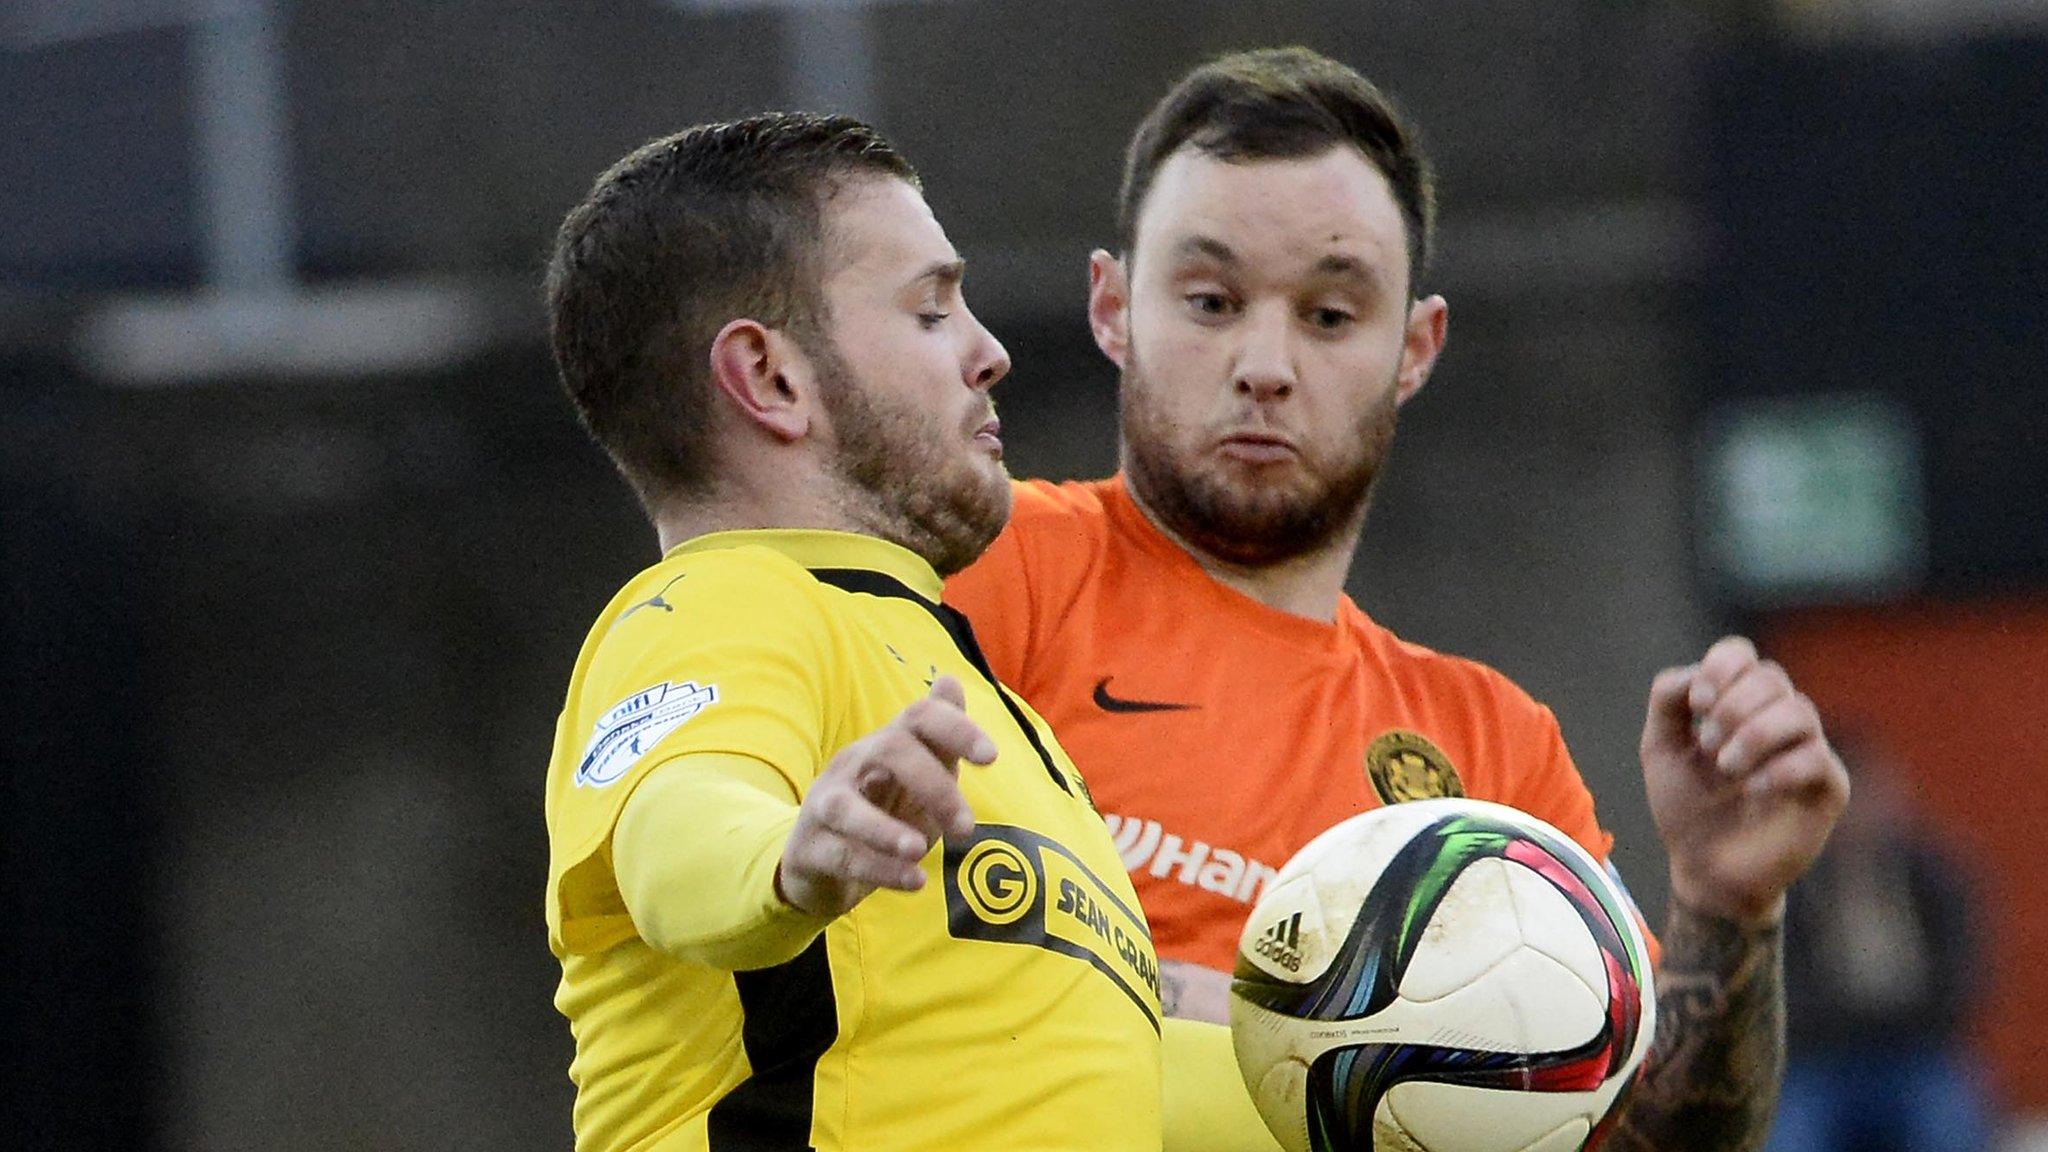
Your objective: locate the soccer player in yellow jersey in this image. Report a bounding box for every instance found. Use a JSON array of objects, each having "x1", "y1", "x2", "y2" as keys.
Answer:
[{"x1": 541, "y1": 114, "x2": 1268, "y2": 1152}]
